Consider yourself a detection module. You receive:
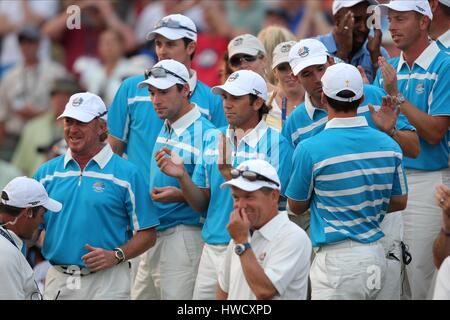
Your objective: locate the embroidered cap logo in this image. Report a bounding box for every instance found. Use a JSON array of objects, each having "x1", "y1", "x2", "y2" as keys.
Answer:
[
  {"x1": 72, "y1": 97, "x2": 83, "y2": 107},
  {"x1": 228, "y1": 73, "x2": 239, "y2": 82},
  {"x1": 298, "y1": 47, "x2": 310, "y2": 58}
]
